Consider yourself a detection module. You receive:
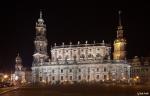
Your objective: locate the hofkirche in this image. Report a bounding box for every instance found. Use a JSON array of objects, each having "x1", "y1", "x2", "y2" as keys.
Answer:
[{"x1": 31, "y1": 11, "x2": 130, "y2": 84}]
